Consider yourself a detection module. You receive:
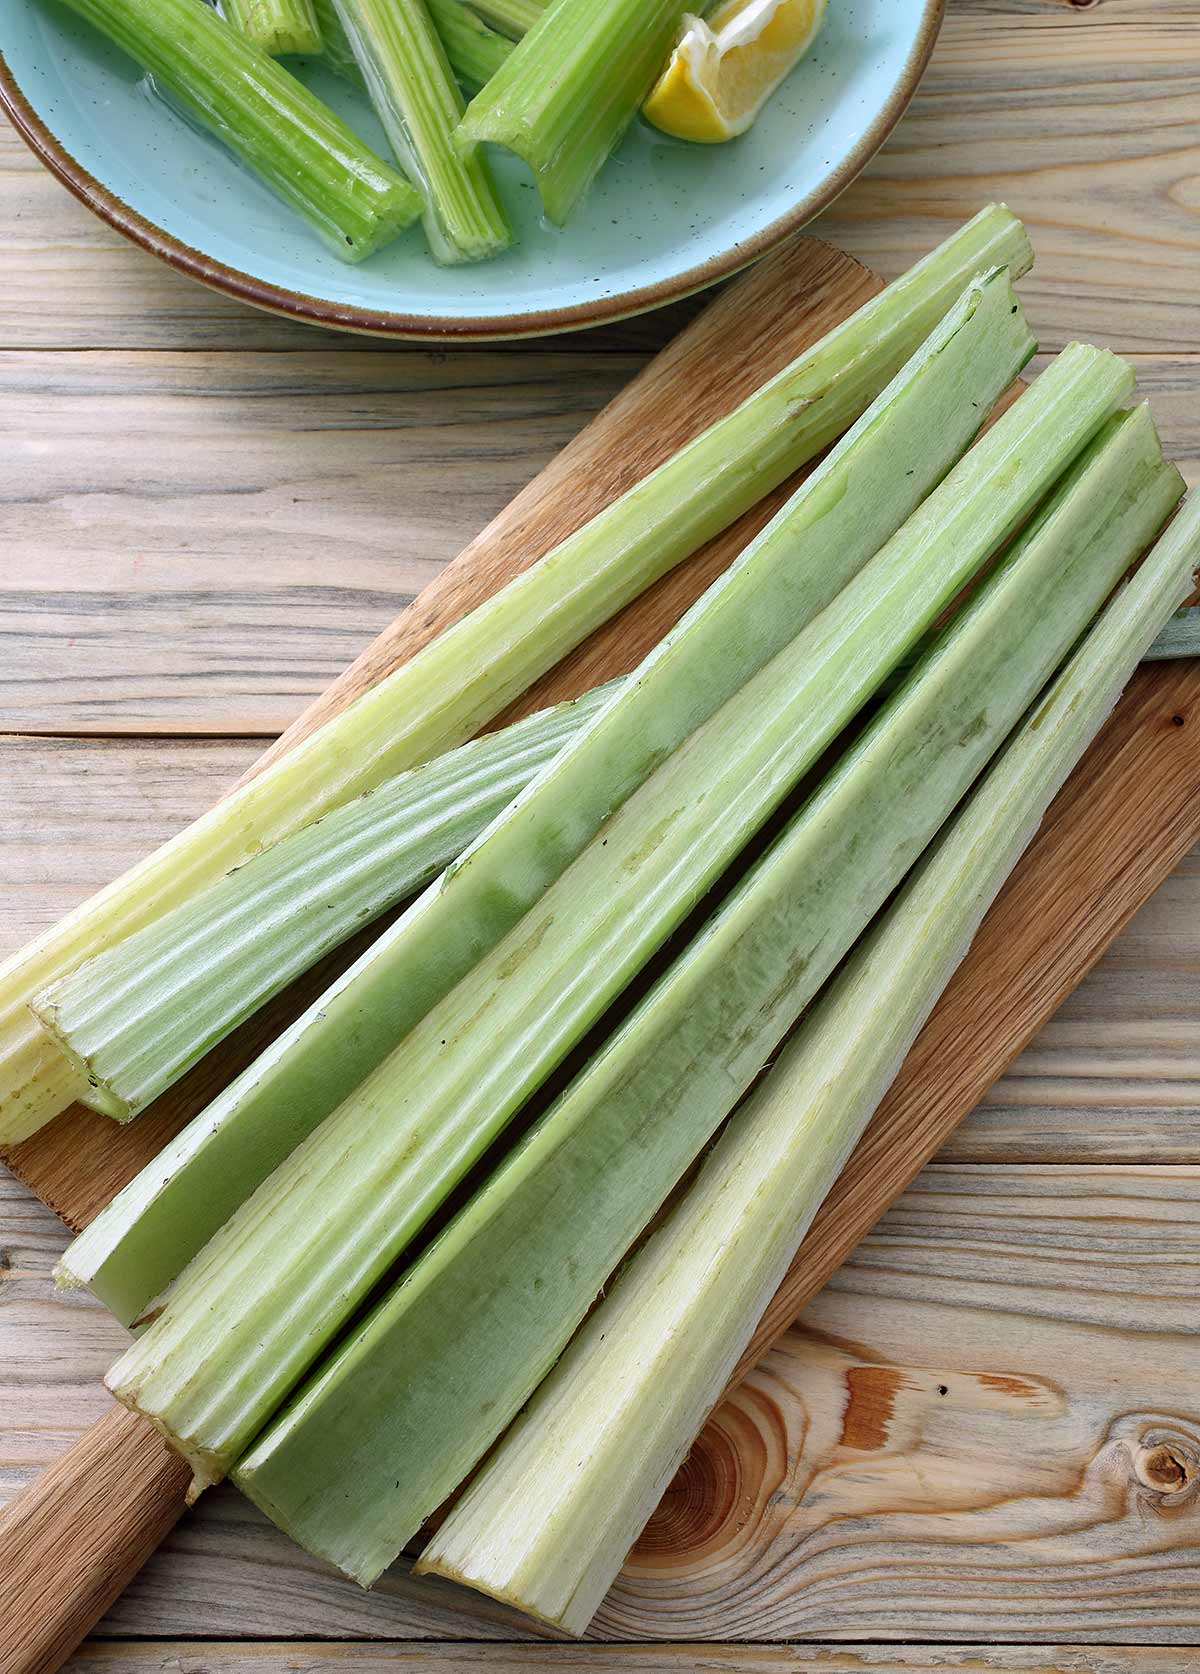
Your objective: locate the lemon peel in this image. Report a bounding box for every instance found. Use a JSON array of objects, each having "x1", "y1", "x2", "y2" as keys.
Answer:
[{"x1": 644, "y1": 0, "x2": 828, "y2": 142}]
